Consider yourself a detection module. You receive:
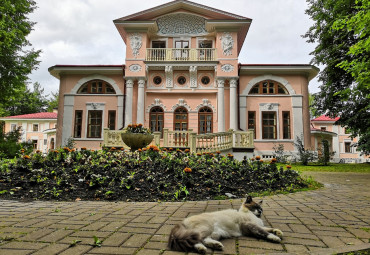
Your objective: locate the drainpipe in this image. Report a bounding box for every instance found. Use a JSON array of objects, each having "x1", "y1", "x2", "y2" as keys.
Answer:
[
  {"x1": 122, "y1": 65, "x2": 126, "y2": 129},
  {"x1": 237, "y1": 63, "x2": 242, "y2": 131}
]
